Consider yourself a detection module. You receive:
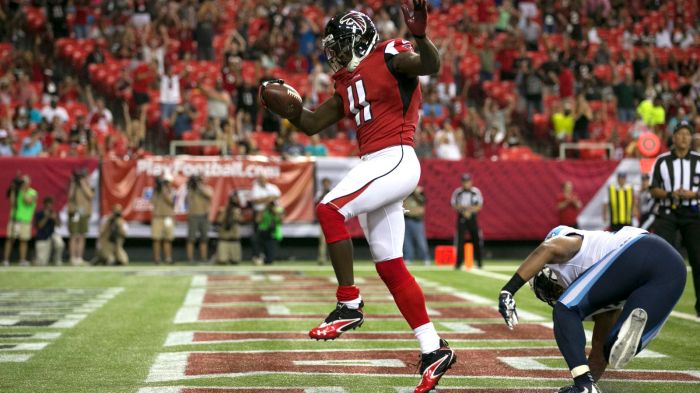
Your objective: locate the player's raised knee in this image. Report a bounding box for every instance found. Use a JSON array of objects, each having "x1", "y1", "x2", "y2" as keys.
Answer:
[{"x1": 316, "y1": 203, "x2": 349, "y2": 243}]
